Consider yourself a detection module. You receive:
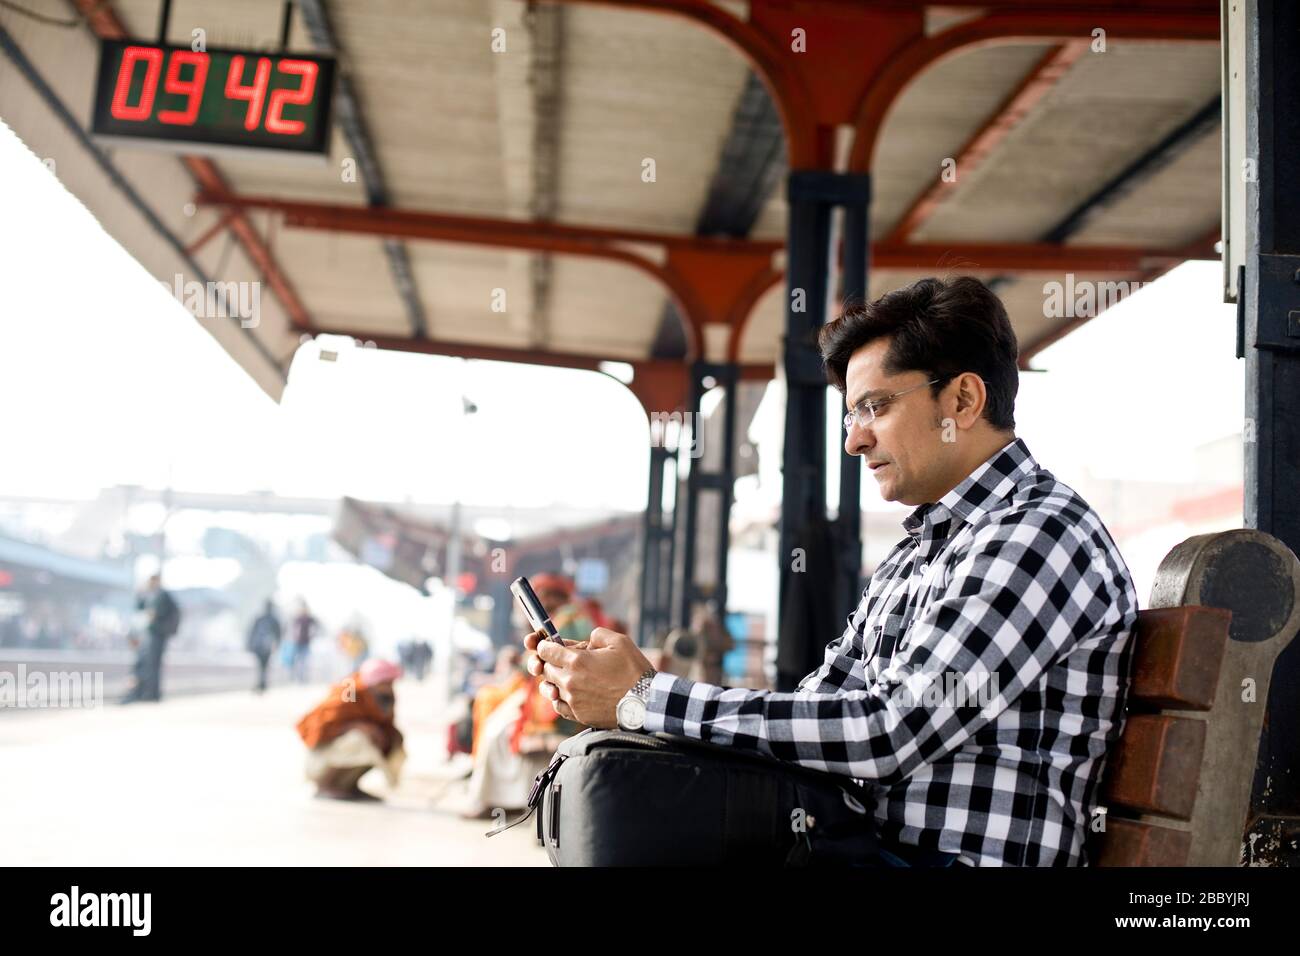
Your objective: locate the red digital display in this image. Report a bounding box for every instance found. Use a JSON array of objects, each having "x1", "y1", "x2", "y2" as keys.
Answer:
[{"x1": 92, "y1": 40, "x2": 334, "y2": 158}]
